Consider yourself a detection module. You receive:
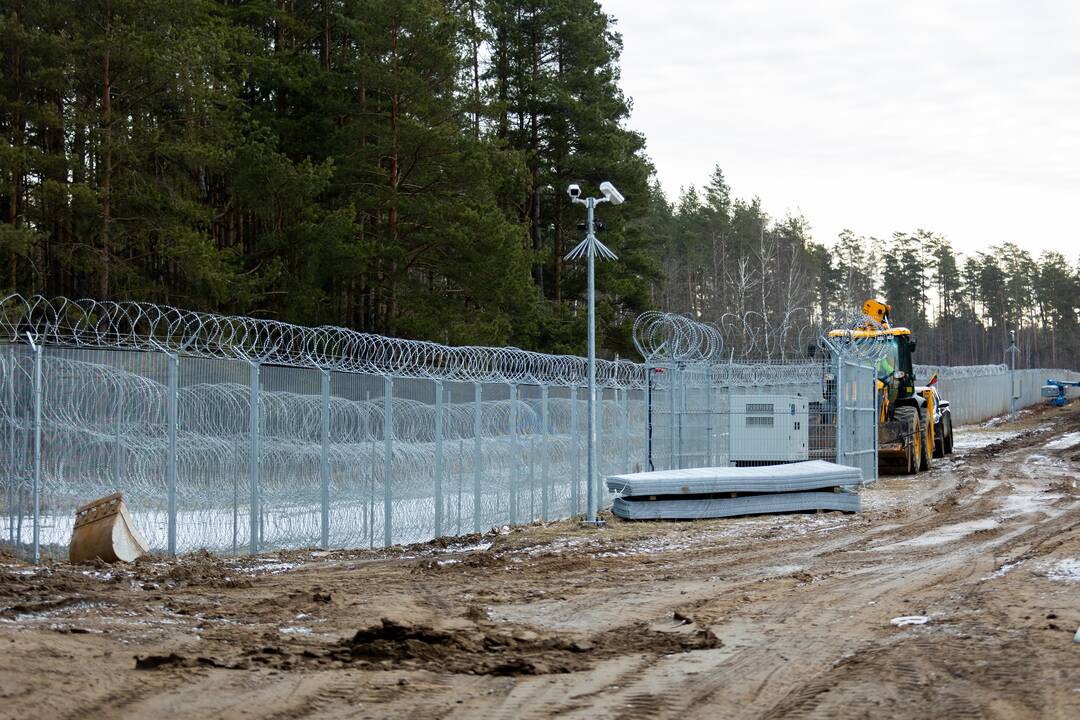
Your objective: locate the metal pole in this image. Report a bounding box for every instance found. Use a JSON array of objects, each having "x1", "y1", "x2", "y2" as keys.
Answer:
[
  {"x1": 434, "y1": 380, "x2": 445, "y2": 537},
  {"x1": 835, "y1": 356, "x2": 844, "y2": 465},
  {"x1": 1008, "y1": 330, "x2": 1018, "y2": 417},
  {"x1": 645, "y1": 367, "x2": 654, "y2": 471},
  {"x1": 705, "y1": 381, "x2": 714, "y2": 467},
  {"x1": 508, "y1": 383, "x2": 519, "y2": 525},
  {"x1": 668, "y1": 365, "x2": 677, "y2": 469},
  {"x1": 570, "y1": 385, "x2": 579, "y2": 516},
  {"x1": 541, "y1": 384, "x2": 550, "y2": 521},
  {"x1": 565, "y1": 185, "x2": 619, "y2": 525},
  {"x1": 6, "y1": 346, "x2": 16, "y2": 546},
  {"x1": 31, "y1": 339, "x2": 42, "y2": 564},
  {"x1": 166, "y1": 352, "x2": 179, "y2": 556},
  {"x1": 383, "y1": 376, "x2": 393, "y2": 547},
  {"x1": 586, "y1": 198, "x2": 599, "y2": 522},
  {"x1": 248, "y1": 360, "x2": 260, "y2": 555},
  {"x1": 473, "y1": 382, "x2": 482, "y2": 533},
  {"x1": 320, "y1": 369, "x2": 331, "y2": 549}
]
